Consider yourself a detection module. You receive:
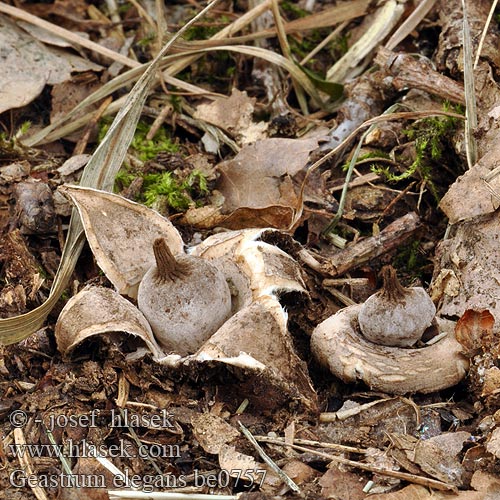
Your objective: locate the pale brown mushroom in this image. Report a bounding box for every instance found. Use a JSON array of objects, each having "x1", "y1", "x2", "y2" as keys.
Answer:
[
  {"x1": 358, "y1": 265, "x2": 436, "y2": 347},
  {"x1": 137, "y1": 238, "x2": 232, "y2": 356},
  {"x1": 311, "y1": 304, "x2": 469, "y2": 394}
]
